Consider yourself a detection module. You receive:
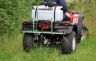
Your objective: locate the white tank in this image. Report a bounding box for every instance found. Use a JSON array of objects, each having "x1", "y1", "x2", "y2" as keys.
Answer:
[{"x1": 32, "y1": 5, "x2": 63, "y2": 22}]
